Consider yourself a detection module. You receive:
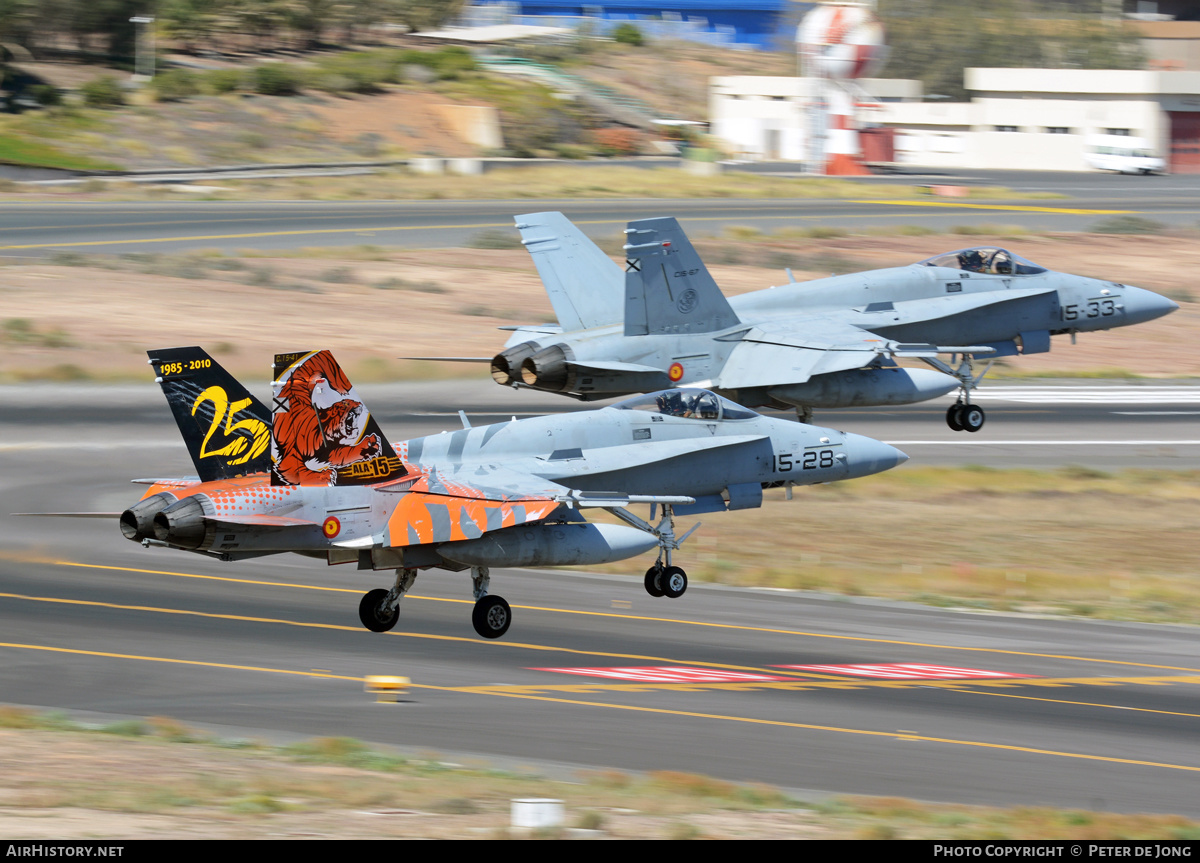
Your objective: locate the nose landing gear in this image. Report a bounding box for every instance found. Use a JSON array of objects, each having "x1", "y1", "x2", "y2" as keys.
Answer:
[
  {"x1": 923, "y1": 354, "x2": 993, "y2": 433},
  {"x1": 947, "y1": 401, "x2": 986, "y2": 433},
  {"x1": 611, "y1": 504, "x2": 698, "y2": 600}
]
